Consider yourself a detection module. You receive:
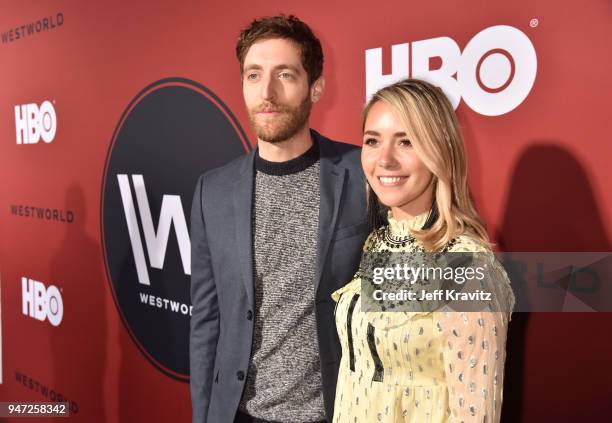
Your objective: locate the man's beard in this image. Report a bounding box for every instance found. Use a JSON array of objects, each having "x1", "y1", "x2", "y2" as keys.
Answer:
[{"x1": 248, "y1": 96, "x2": 312, "y2": 144}]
